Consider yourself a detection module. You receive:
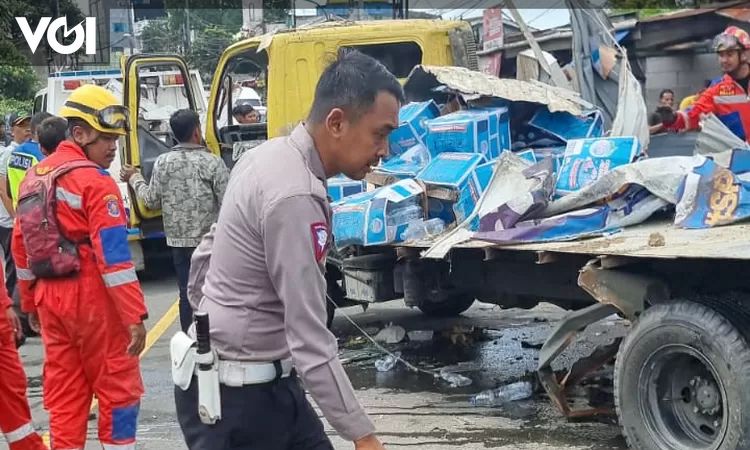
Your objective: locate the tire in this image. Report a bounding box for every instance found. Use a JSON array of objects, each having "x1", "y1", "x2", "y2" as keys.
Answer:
[
  {"x1": 614, "y1": 301, "x2": 750, "y2": 450},
  {"x1": 417, "y1": 295, "x2": 475, "y2": 317}
]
